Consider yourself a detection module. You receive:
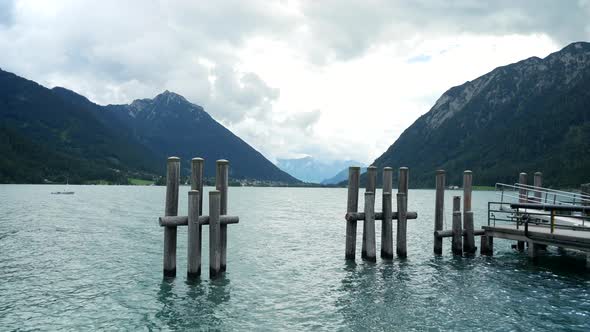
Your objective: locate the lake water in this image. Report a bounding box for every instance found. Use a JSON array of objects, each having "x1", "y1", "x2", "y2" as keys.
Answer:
[{"x1": 1, "y1": 185, "x2": 589, "y2": 331}]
